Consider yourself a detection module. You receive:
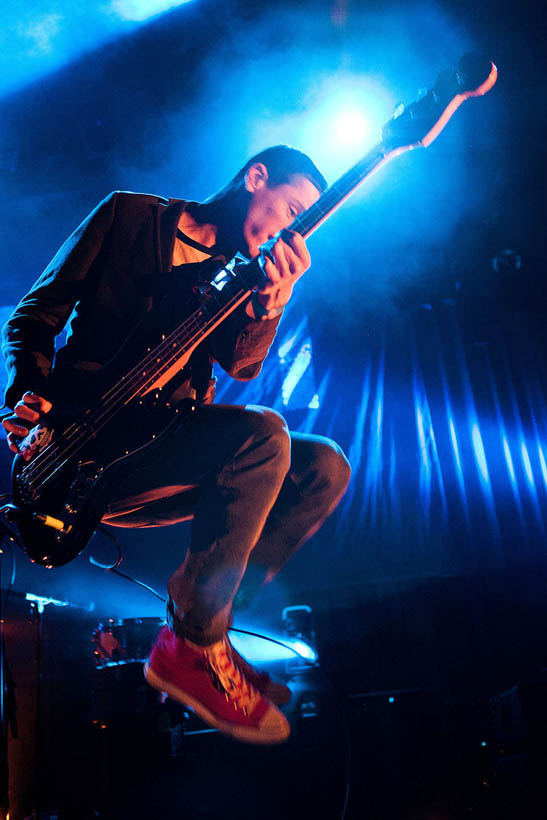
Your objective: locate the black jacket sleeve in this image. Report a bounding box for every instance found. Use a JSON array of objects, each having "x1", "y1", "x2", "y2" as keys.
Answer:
[
  {"x1": 1, "y1": 192, "x2": 118, "y2": 408},
  {"x1": 208, "y1": 302, "x2": 282, "y2": 381}
]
